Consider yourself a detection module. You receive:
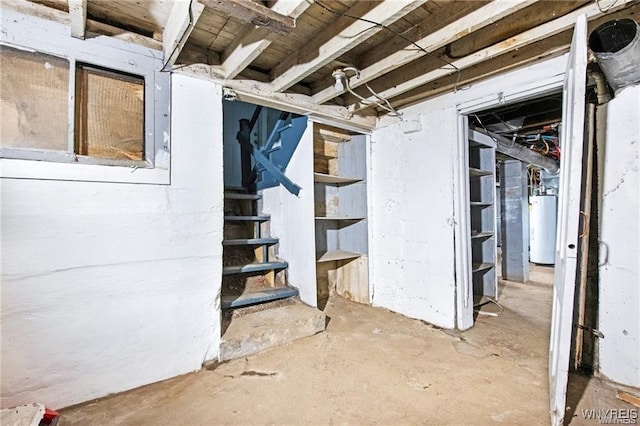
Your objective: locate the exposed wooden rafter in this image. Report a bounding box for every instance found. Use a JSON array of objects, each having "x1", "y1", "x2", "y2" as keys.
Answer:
[
  {"x1": 68, "y1": 0, "x2": 87, "y2": 39},
  {"x1": 345, "y1": 0, "x2": 635, "y2": 113},
  {"x1": 389, "y1": 1, "x2": 639, "y2": 110},
  {"x1": 163, "y1": 0, "x2": 205, "y2": 68},
  {"x1": 219, "y1": 0, "x2": 312, "y2": 79},
  {"x1": 200, "y1": 0, "x2": 295, "y2": 35},
  {"x1": 179, "y1": 64, "x2": 376, "y2": 131},
  {"x1": 269, "y1": 0, "x2": 428, "y2": 92},
  {"x1": 312, "y1": 0, "x2": 539, "y2": 104}
]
